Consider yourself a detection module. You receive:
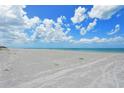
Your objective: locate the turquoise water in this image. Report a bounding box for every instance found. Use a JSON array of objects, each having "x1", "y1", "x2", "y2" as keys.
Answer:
[
  {"x1": 45, "y1": 48, "x2": 124, "y2": 53},
  {"x1": 24, "y1": 48, "x2": 124, "y2": 53}
]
